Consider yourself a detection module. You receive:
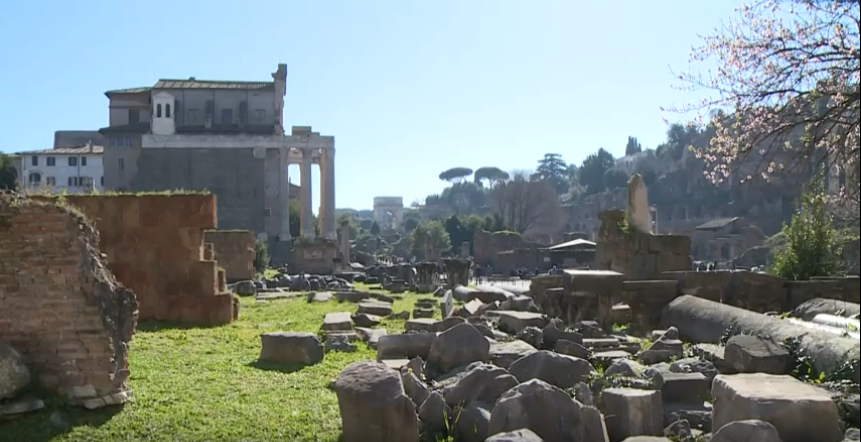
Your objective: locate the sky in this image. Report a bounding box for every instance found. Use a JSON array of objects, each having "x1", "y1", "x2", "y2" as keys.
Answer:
[{"x1": 0, "y1": 0, "x2": 744, "y2": 211}]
